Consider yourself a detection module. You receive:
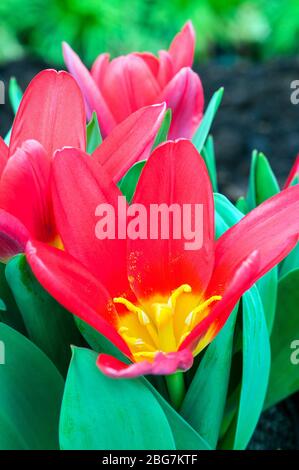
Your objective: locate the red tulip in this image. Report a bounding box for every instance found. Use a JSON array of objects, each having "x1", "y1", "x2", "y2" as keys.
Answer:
[
  {"x1": 0, "y1": 71, "x2": 165, "y2": 261},
  {"x1": 63, "y1": 22, "x2": 203, "y2": 139},
  {"x1": 25, "y1": 140, "x2": 299, "y2": 377}
]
